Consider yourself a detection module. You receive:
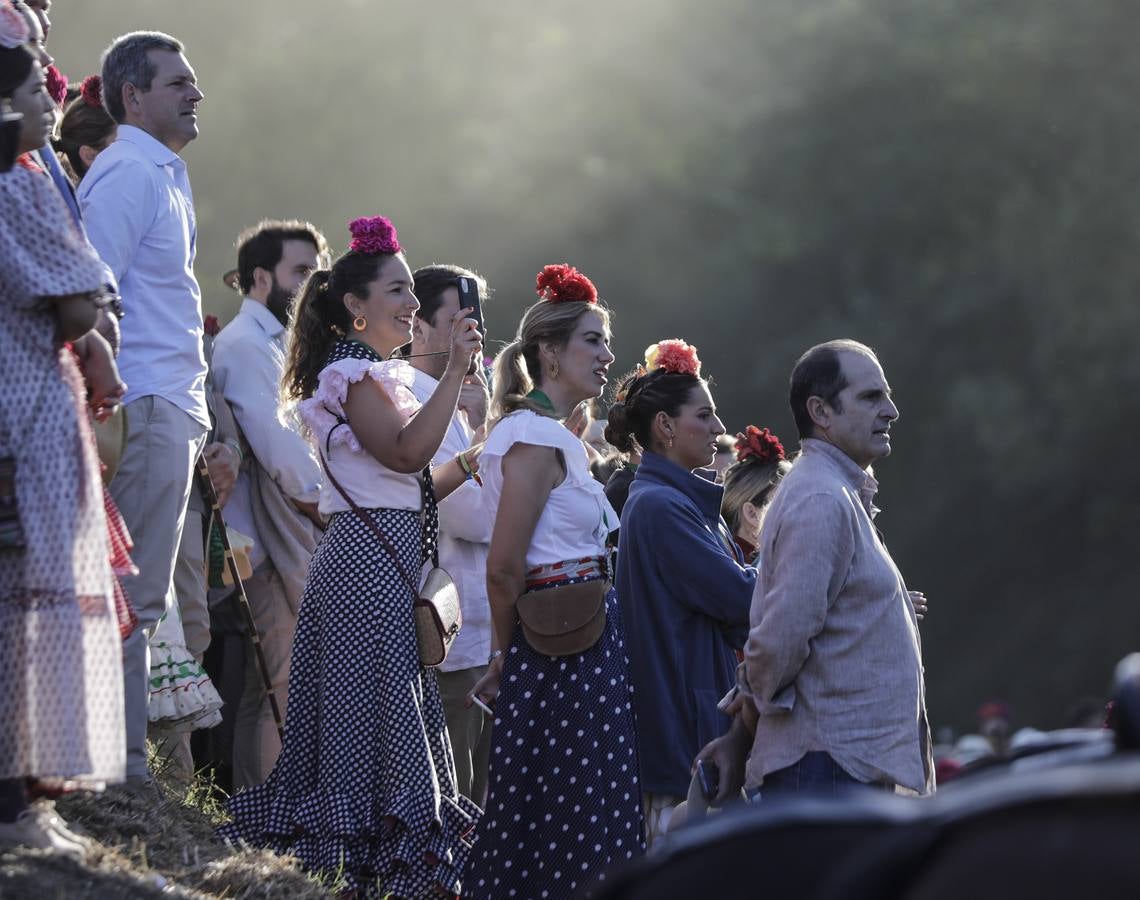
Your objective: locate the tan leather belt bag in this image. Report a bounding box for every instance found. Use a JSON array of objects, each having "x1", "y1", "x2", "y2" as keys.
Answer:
[{"x1": 516, "y1": 579, "x2": 608, "y2": 657}]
